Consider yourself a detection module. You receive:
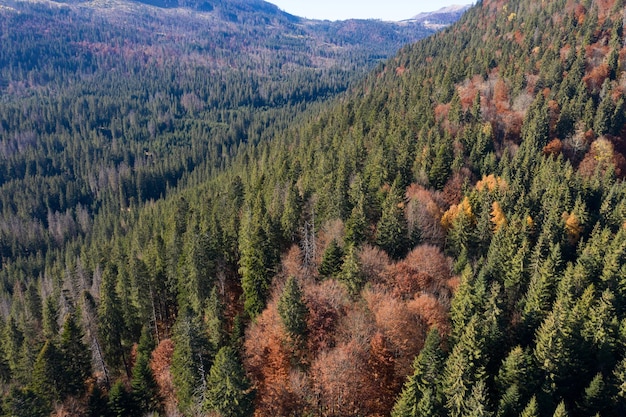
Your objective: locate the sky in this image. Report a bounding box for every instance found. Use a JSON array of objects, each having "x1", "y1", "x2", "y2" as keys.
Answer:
[{"x1": 267, "y1": 0, "x2": 474, "y2": 22}]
